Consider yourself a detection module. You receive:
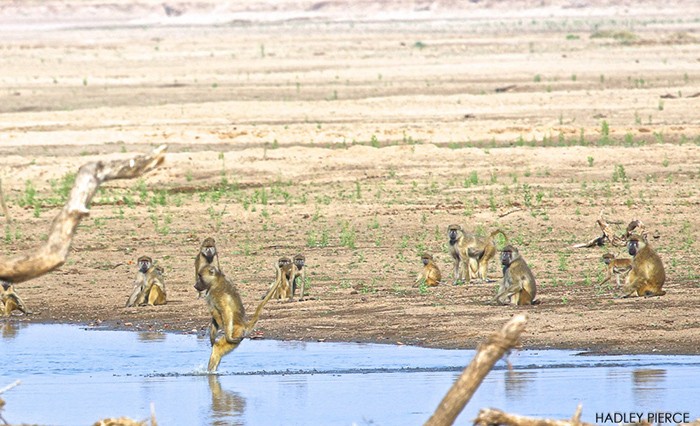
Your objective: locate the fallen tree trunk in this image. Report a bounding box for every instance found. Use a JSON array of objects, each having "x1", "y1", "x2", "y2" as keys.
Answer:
[{"x1": 0, "y1": 146, "x2": 167, "y2": 283}]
